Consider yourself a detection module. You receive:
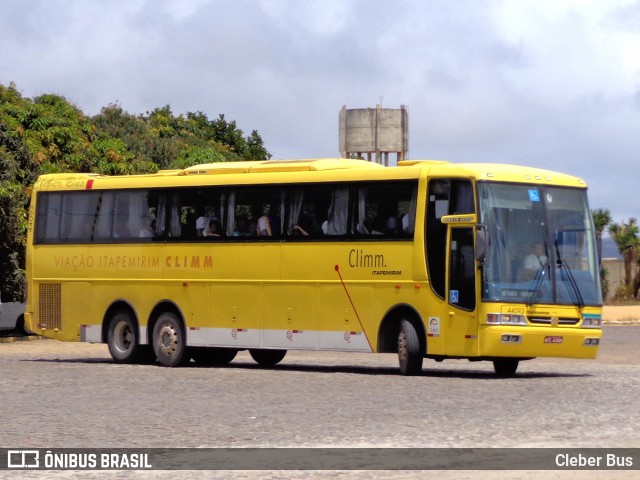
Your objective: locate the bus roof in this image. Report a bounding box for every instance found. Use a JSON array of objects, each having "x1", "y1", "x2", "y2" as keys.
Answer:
[
  {"x1": 426, "y1": 162, "x2": 587, "y2": 187},
  {"x1": 179, "y1": 158, "x2": 386, "y2": 175},
  {"x1": 32, "y1": 158, "x2": 587, "y2": 190}
]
